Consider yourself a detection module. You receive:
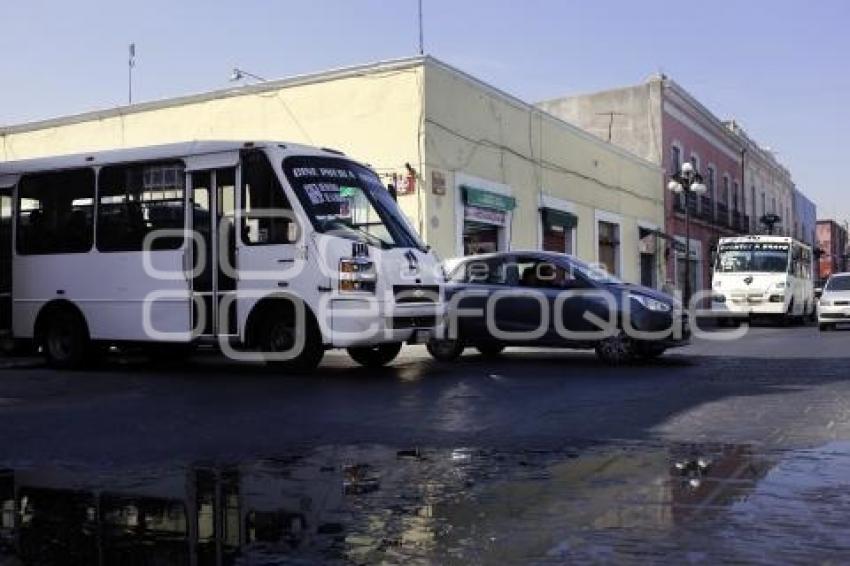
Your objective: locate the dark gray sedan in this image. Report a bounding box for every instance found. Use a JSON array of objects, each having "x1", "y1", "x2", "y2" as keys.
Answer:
[{"x1": 428, "y1": 251, "x2": 689, "y2": 364}]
